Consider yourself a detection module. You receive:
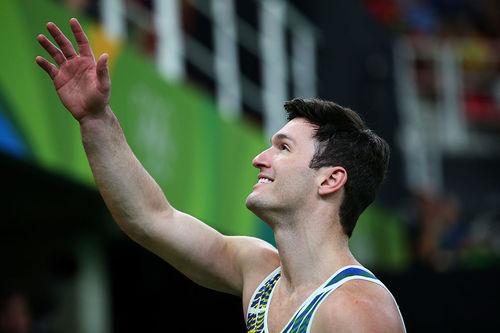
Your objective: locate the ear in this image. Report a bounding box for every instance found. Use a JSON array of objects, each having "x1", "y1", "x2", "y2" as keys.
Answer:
[{"x1": 318, "y1": 166, "x2": 347, "y2": 196}]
